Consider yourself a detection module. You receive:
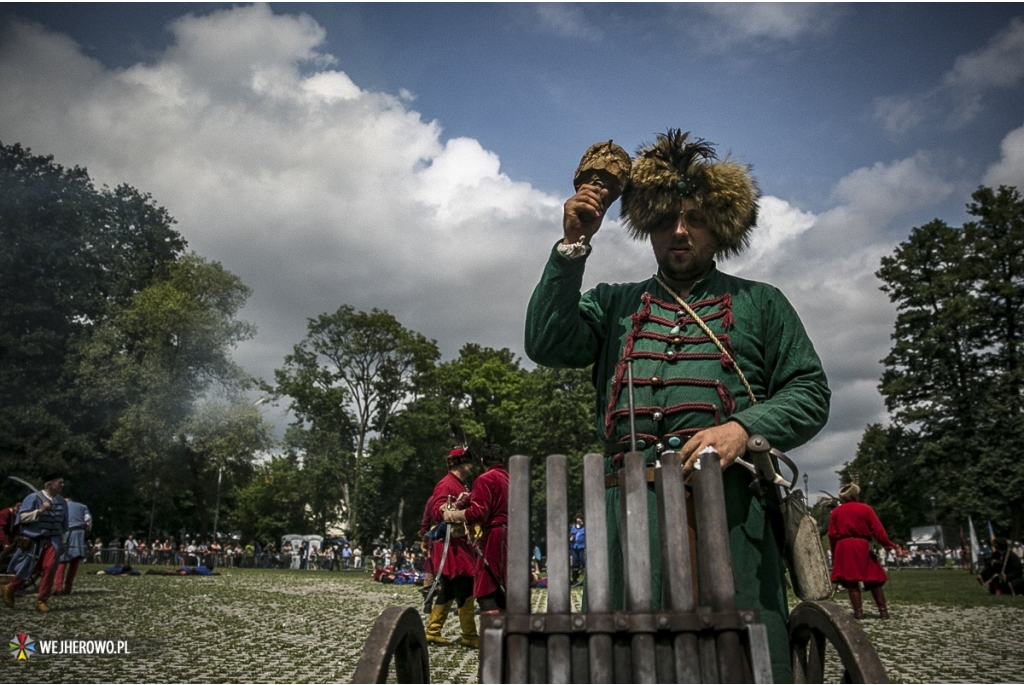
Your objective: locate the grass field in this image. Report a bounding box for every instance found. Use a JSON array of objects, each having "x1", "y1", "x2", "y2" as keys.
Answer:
[{"x1": 1, "y1": 565, "x2": 1022, "y2": 683}]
